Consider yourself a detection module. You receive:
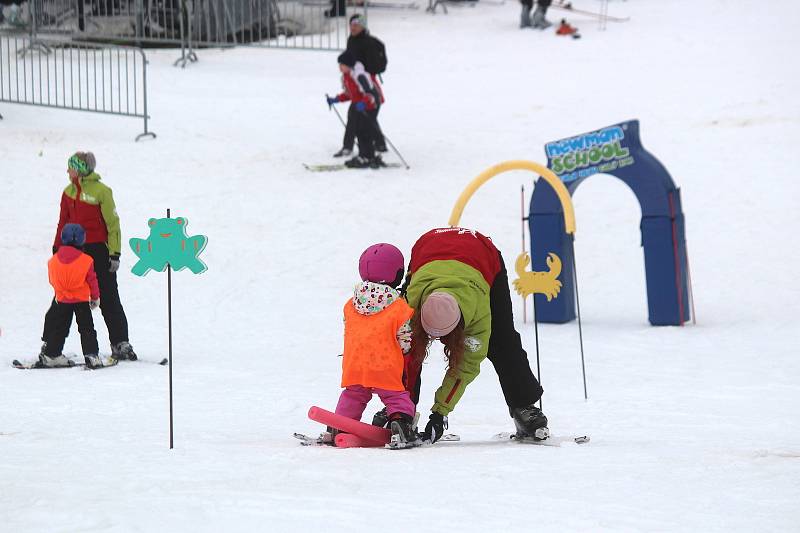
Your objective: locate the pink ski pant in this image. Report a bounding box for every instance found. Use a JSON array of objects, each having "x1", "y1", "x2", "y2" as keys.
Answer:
[{"x1": 335, "y1": 385, "x2": 415, "y2": 421}]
